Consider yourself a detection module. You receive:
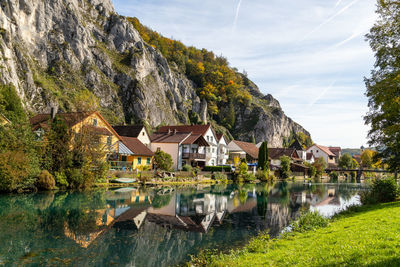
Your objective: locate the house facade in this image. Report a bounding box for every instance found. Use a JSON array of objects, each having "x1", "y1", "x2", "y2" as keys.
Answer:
[
  {"x1": 150, "y1": 131, "x2": 209, "y2": 170},
  {"x1": 30, "y1": 111, "x2": 122, "y2": 157},
  {"x1": 227, "y1": 140, "x2": 259, "y2": 164},
  {"x1": 156, "y1": 125, "x2": 226, "y2": 166},
  {"x1": 307, "y1": 144, "x2": 336, "y2": 165},
  {"x1": 328, "y1": 147, "x2": 342, "y2": 163},
  {"x1": 113, "y1": 125, "x2": 151, "y2": 146},
  {"x1": 268, "y1": 148, "x2": 301, "y2": 167},
  {"x1": 117, "y1": 136, "x2": 154, "y2": 171},
  {"x1": 216, "y1": 134, "x2": 229, "y2": 165}
]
